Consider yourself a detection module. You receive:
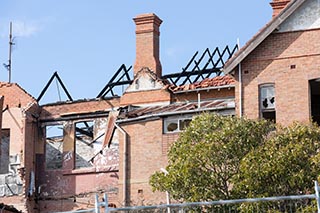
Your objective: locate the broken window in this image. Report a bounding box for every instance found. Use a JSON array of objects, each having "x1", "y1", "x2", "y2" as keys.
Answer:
[
  {"x1": 310, "y1": 79, "x2": 320, "y2": 125},
  {"x1": 45, "y1": 125, "x2": 63, "y2": 170},
  {"x1": 0, "y1": 129, "x2": 10, "y2": 174},
  {"x1": 75, "y1": 121, "x2": 95, "y2": 169},
  {"x1": 164, "y1": 116, "x2": 192, "y2": 133},
  {"x1": 260, "y1": 84, "x2": 276, "y2": 122}
]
